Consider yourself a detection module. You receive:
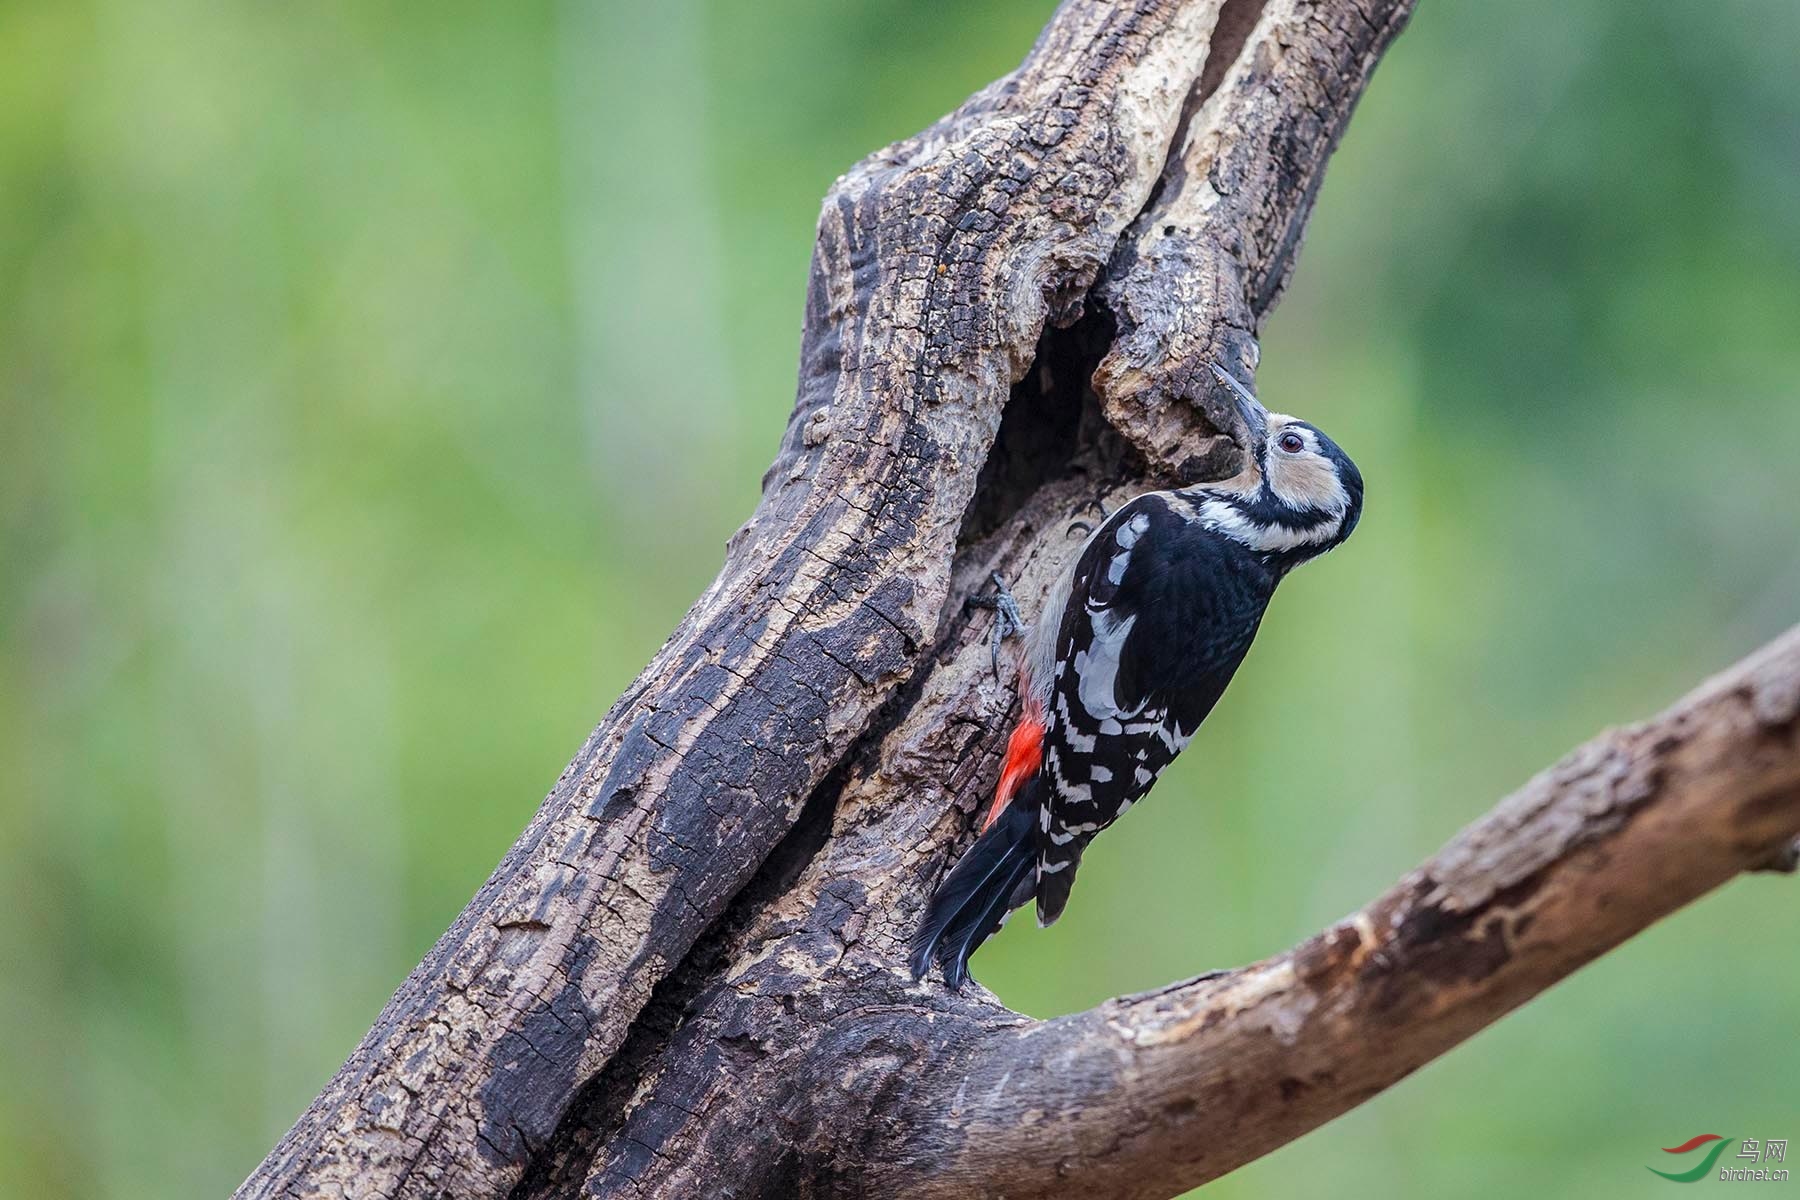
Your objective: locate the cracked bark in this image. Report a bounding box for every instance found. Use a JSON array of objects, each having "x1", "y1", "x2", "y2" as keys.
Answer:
[{"x1": 236, "y1": 1, "x2": 1800, "y2": 1198}]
